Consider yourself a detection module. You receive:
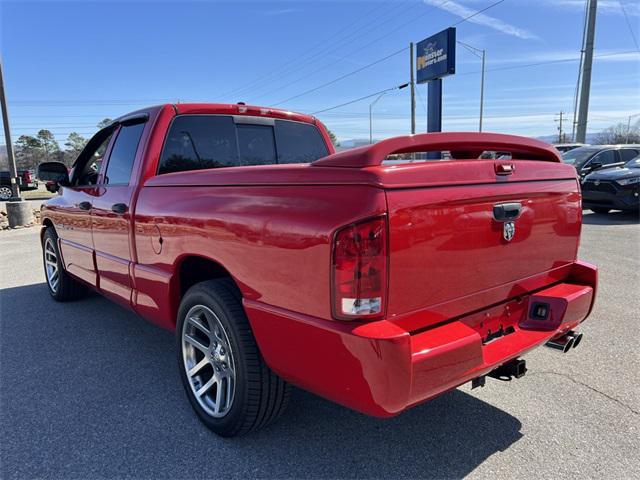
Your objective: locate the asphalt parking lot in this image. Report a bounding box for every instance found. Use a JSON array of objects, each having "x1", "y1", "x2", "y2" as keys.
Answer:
[{"x1": 1, "y1": 211, "x2": 639, "y2": 479}]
